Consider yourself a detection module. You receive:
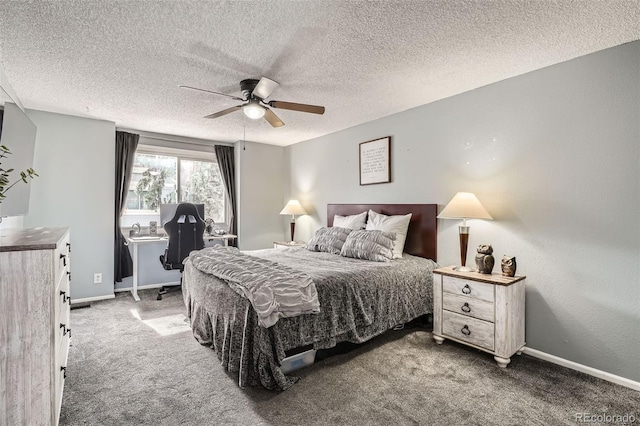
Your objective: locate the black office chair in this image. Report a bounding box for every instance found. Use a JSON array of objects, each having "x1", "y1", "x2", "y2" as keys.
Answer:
[{"x1": 157, "y1": 203, "x2": 205, "y2": 300}]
